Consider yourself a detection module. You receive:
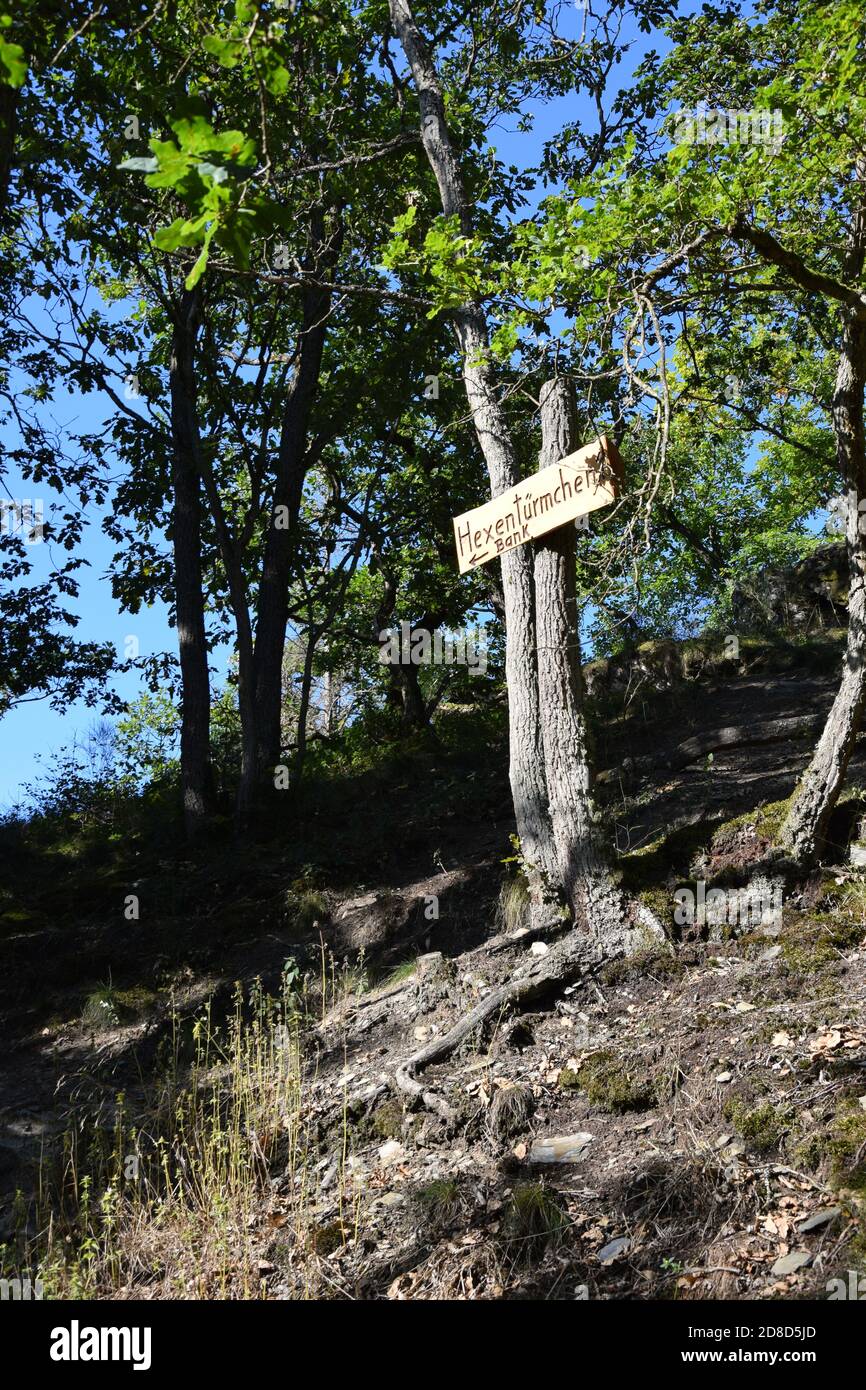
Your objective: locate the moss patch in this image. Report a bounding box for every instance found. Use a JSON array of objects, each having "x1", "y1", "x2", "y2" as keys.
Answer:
[
  {"x1": 619, "y1": 820, "x2": 723, "y2": 893},
  {"x1": 575, "y1": 1049, "x2": 658, "y2": 1113},
  {"x1": 369, "y1": 1098, "x2": 404, "y2": 1141},
  {"x1": 779, "y1": 915, "x2": 865, "y2": 974},
  {"x1": 826, "y1": 1101, "x2": 866, "y2": 1188},
  {"x1": 723, "y1": 1099, "x2": 791, "y2": 1153},
  {"x1": 711, "y1": 797, "x2": 792, "y2": 853},
  {"x1": 600, "y1": 945, "x2": 684, "y2": 987},
  {"x1": 795, "y1": 1098, "x2": 866, "y2": 1191}
]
